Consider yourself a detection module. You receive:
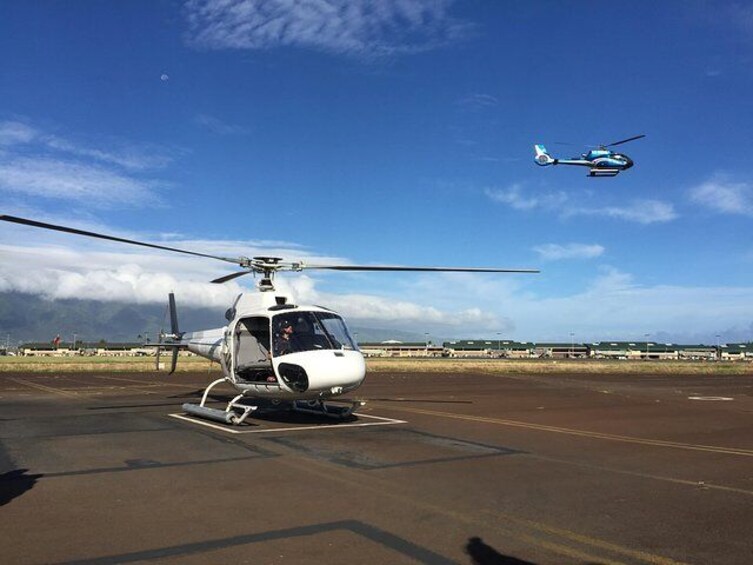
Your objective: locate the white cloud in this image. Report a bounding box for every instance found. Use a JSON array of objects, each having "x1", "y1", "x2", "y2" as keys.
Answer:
[
  {"x1": 0, "y1": 121, "x2": 38, "y2": 145},
  {"x1": 0, "y1": 119, "x2": 178, "y2": 208},
  {"x1": 533, "y1": 243, "x2": 604, "y2": 261},
  {"x1": 0, "y1": 157, "x2": 163, "y2": 208},
  {"x1": 689, "y1": 174, "x2": 753, "y2": 216},
  {"x1": 294, "y1": 284, "x2": 500, "y2": 328},
  {"x1": 484, "y1": 184, "x2": 567, "y2": 211},
  {"x1": 4, "y1": 226, "x2": 753, "y2": 343},
  {"x1": 0, "y1": 119, "x2": 175, "y2": 171},
  {"x1": 184, "y1": 0, "x2": 473, "y2": 58},
  {"x1": 566, "y1": 200, "x2": 678, "y2": 224},
  {"x1": 0, "y1": 221, "x2": 513, "y2": 334},
  {"x1": 194, "y1": 114, "x2": 249, "y2": 135},
  {"x1": 439, "y1": 266, "x2": 753, "y2": 343},
  {"x1": 485, "y1": 184, "x2": 676, "y2": 224},
  {"x1": 458, "y1": 93, "x2": 499, "y2": 109},
  {"x1": 43, "y1": 136, "x2": 174, "y2": 171}
]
